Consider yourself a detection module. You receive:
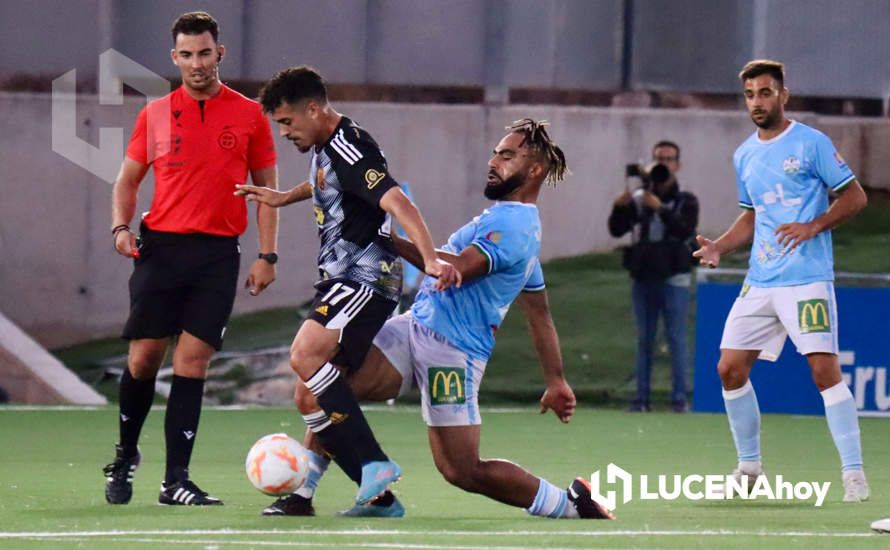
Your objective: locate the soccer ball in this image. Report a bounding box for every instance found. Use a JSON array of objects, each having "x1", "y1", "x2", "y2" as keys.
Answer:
[{"x1": 245, "y1": 433, "x2": 310, "y2": 495}]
